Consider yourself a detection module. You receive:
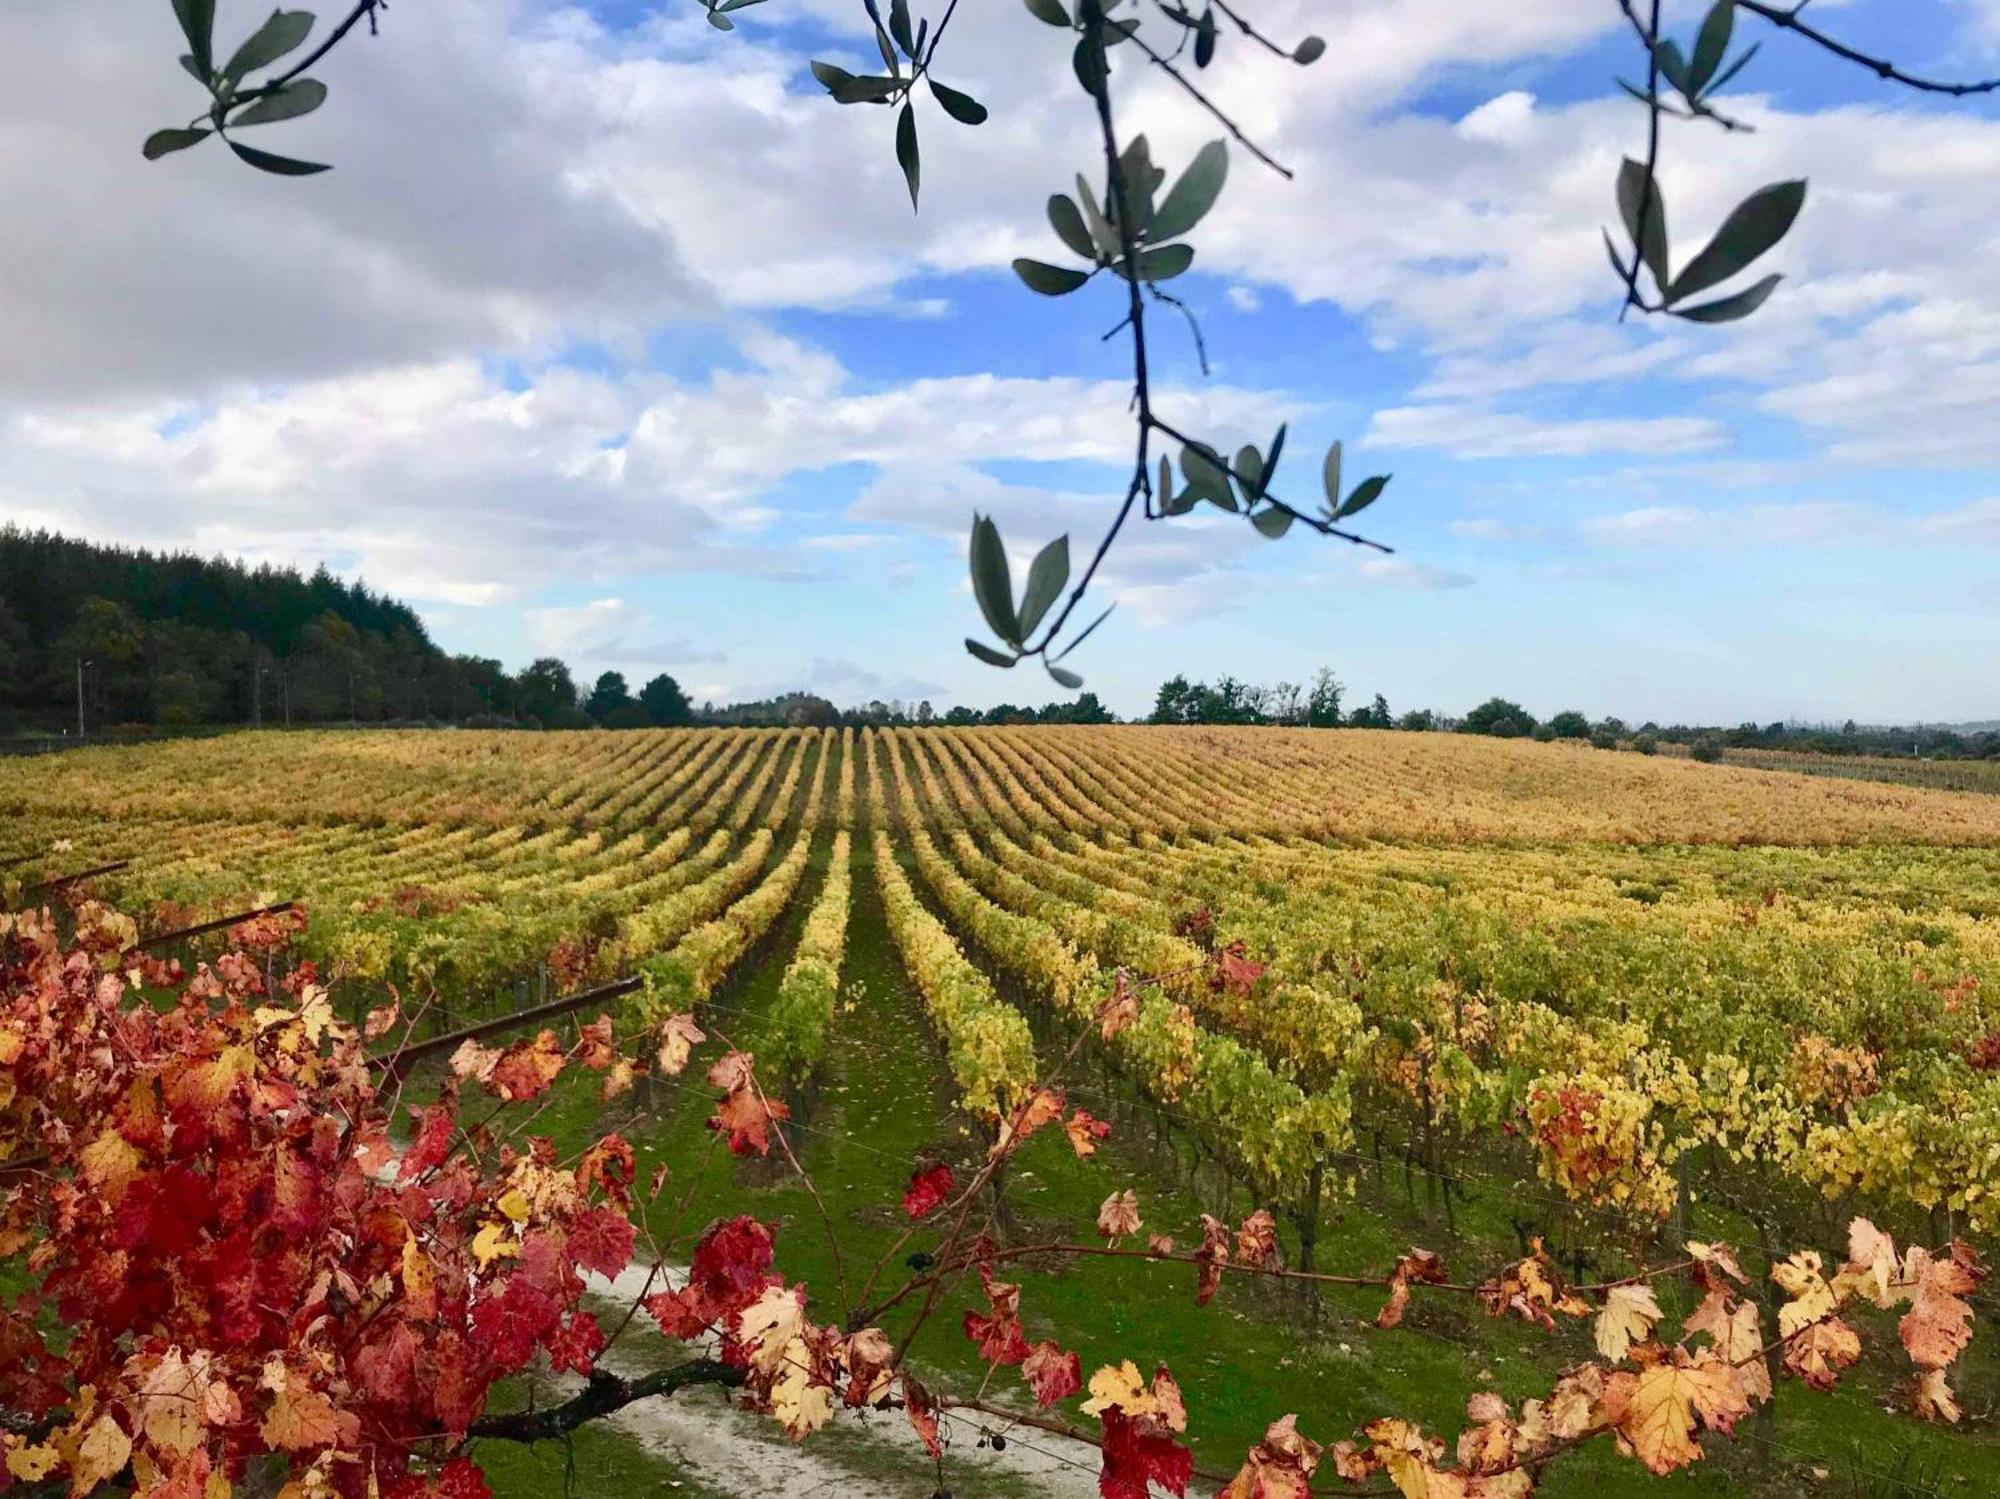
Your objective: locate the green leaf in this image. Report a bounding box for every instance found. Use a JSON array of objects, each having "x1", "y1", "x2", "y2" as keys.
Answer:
[
  {"x1": 708, "y1": 10, "x2": 735, "y2": 28},
  {"x1": 1127, "y1": 243, "x2": 1194, "y2": 282},
  {"x1": 1182, "y1": 444, "x2": 1237, "y2": 510},
  {"x1": 1668, "y1": 179, "x2": 1806, "y2": 304},
  {"x1": 1075, "y1": 175, "x2": 1121, "y2": 259},
  {"x1": 1016, "y1": 535, "x2": 1071, "y2": 639},
  {"x1": 875, "y1": 20, "x2": 900, "y2": 75},
  {"x1": 226, "y1": 138, "x2": 330, "y2": 175},
  {"x1": 143, "y1": 126, "x2": 212, "y2": 160},
  {"x1": 1652, "y1": 38, "x2": 1690, "y2": 95},
  {"x1": 1258, "y1": 423, "x2": 1286, "y2": 500},
  {"x1": 966, "y1": 638, "x2": 1018, "y2": 668},
  {"x1": 895, "y1": 99, "x2": 921, "y2": 210},
  {"x1": 1047, "y1": 665, "x2": 1084, "y2": 690},
  {"x1": 223, "y1": 10, "x2": 315, "y2": 83},
  {"x1": 1337, "y1": 474, "x2": 1390, "y2": 520},
  {"x1": 1688, "y1": 0, "x2": 1735, "y2": 94},
  {"x1": 1148, "y1": 139, "x2": 1228, "y2": 242},
  {"x1": 1321, "y1": 440, "x2": 1343, "y2": 512},
  {"x1": 889, "y1": 0, "x2": 916, "y2": 57},
  {"x1": 928, "y1": 78, "x2": 988, "y2": 125},
  {"x1": 1616, "y1": 158, "x2": 1669, "y2": 293},
  {"x1": 811, "y1": 60, "x2": 856, "y2": 93},
  {"x1": 1013, "y1": 258, "x2": 1091, "y2": 295},
  {"x1": 1234, "y1": 444, "x2": 1264, "y2": 501},
  {"x1": 969, "y1": 514, "x2": 1020, "y2": 646},
  {"x1": 1072, "y1": 36, "x2": 1105, "y2": 97},
  {"x1": 172, "y1": 0, "x2": 217, "y2": 75},
  {"x1": 1673, "y1": 272, "x2": 1782, "y2": 323},
  {"x1": 1022, "y1": 0, "x2": 1071, "y2": 25},
  {"x1": 829, "y1": 74, "x2": 904, "y2": 104},
  {"x1": 1047, "y1": 195, "x2": 1098, "y2": 261},
  {"x1": 1293, "y1": 34, "x2": 1325, "y2": 64},
  {"x1": 179, "y1": 54, "x2": 210, "y2": 84},
  {"x1": 1116, "y1": 134, "x2": 1160, "y2": 234},
  {"x1": 229, "y1": 77, "x2": 327, "y2": 126},
  {"x1": 1706, "y1": 40, "x2": 1761, "y2": 95},
  {"x1": 1251, "y1": 506, "x2": 1294, "y2": 539},
  {"x1": 1194, "y1": 8, "x2": 1216, "y2": 67},
  {"x1": 1051, "y1": 603, "x2": 1115, "y2": 662}
]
